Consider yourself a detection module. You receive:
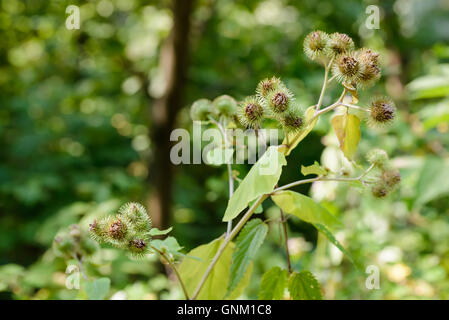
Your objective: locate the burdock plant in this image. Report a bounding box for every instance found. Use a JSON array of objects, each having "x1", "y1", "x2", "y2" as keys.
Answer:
[{"x1": 88, "y1": 30, "x2": 400, "y2": 301}]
